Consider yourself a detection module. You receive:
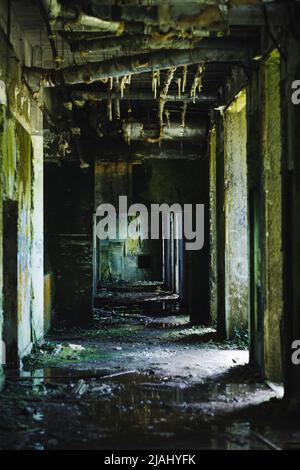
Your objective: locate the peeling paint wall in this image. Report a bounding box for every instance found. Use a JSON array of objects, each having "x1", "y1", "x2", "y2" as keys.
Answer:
[
  {"x1": 246, "y1": 48, "x2": 284, "y2": 382},
  {"x1": 0, "y1": 104, "x2": 41, "y2": 361},
  {"x1": 0, "y1": 5, "x2": 44, "y2": 367},
  {"x1": 224, "y1": 90, "x2": 249, "y2": 339},
  {"x1": 31, "y1": 135, "x2": 44, "y2": 342},
  {"x1": 15, "y1": 120, "x2": 32, "y2": 358}
]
